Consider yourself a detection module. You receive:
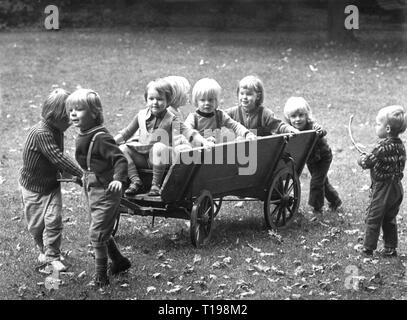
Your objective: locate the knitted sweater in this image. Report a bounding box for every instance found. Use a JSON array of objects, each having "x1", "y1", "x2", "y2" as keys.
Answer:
[
  {"x1": 359, "y1": 137, "x2": 406, "y2": 182},
  {"x1": 226, "y1": 105, "x2": 294, "y2": 136},
  {"x1": 19, "y1": 120, "x2": 83, "y2": 194}
]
